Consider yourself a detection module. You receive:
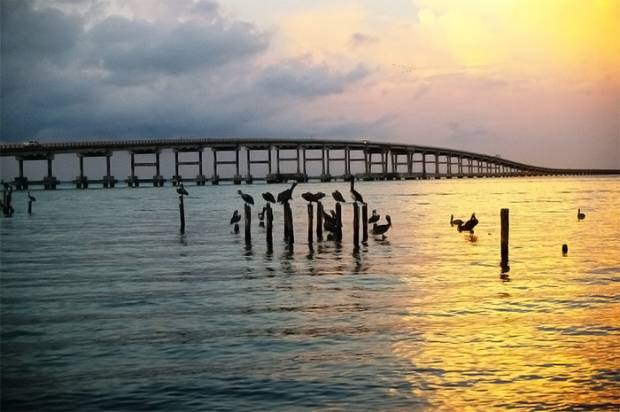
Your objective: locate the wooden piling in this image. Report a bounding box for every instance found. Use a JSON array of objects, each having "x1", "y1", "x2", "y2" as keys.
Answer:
[
  {"x1": 266, "y1": 203, "x2": 273, "y2": 247},
  {"x1": 179, "y1": 195, "x2": 185, "y2": 234},
  {"x1": 28, "y1": 200, "x2": 32, "y2": 215},
  {"x1": 335, "y1": 202, "x2": 342, "y2": 242},
  {"x1": 244, "y1": 203, "x2": 251, "y2": 244},
  {"x1": 307, "y1": 203, "x2": 313, "y2": 244},
  {"x1": 234, "y1": 223, "x2": 239, "y2": 234},
  {"x1": 316, "y1": 201, "x2": 323, "y2": 241},
  {"x1": 283, "y1": 201, "x2": 294, "y2": 244},
  {"x1": 362, "y1": 204, "x2": 368, "y2": 242},
  {"x1": 353, "y1": 203, "x2": 360, "y2": 247},
  {"x1": 500, "y1": 208, "x2": 509, "y2": 265}
]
